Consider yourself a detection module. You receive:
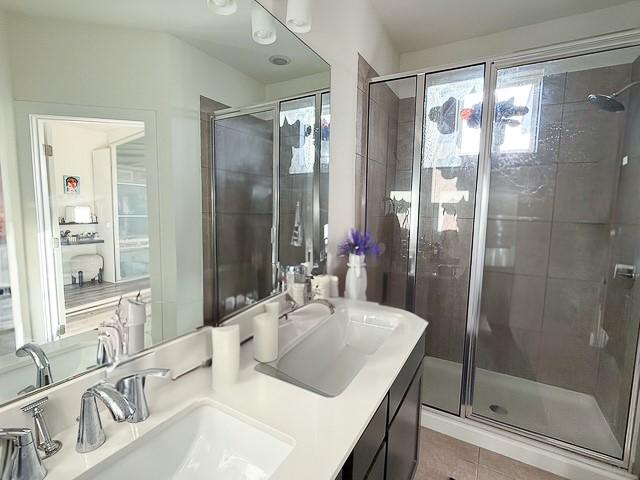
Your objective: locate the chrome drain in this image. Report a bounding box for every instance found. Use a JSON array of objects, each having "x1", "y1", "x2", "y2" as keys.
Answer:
[{"x1": 489, "y1": 404, "x2": 508, "y2": 415}]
